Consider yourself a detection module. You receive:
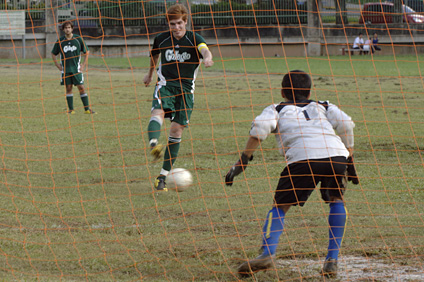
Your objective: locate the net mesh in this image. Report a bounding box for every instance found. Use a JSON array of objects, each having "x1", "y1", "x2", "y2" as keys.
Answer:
[{"x1": 0, "y1": 0, "x2": 423, "y2": 280}]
